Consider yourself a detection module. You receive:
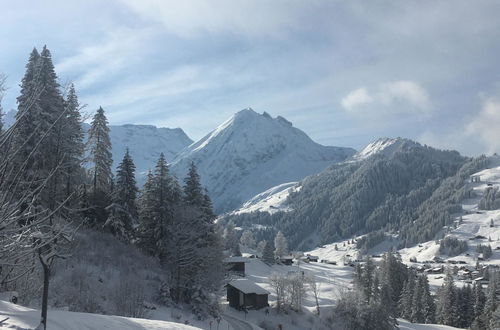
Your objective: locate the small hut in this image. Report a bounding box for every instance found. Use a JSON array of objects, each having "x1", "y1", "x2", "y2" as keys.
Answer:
[
  {"x1": 471, "y1": 175, "x2": 481, "y2": 183},
  {"x1": 278, "y1": 256, "x2": 294, "y2": 265},
  {"x1": 226, "y1": 279, "x2": 270, "y2": 310},
  {"x1": 306, "y1": 255, "x2": 319, "y2": 262},
  {"x1": 224, "y1": 256, "x2": 249, "y2": 276}
]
